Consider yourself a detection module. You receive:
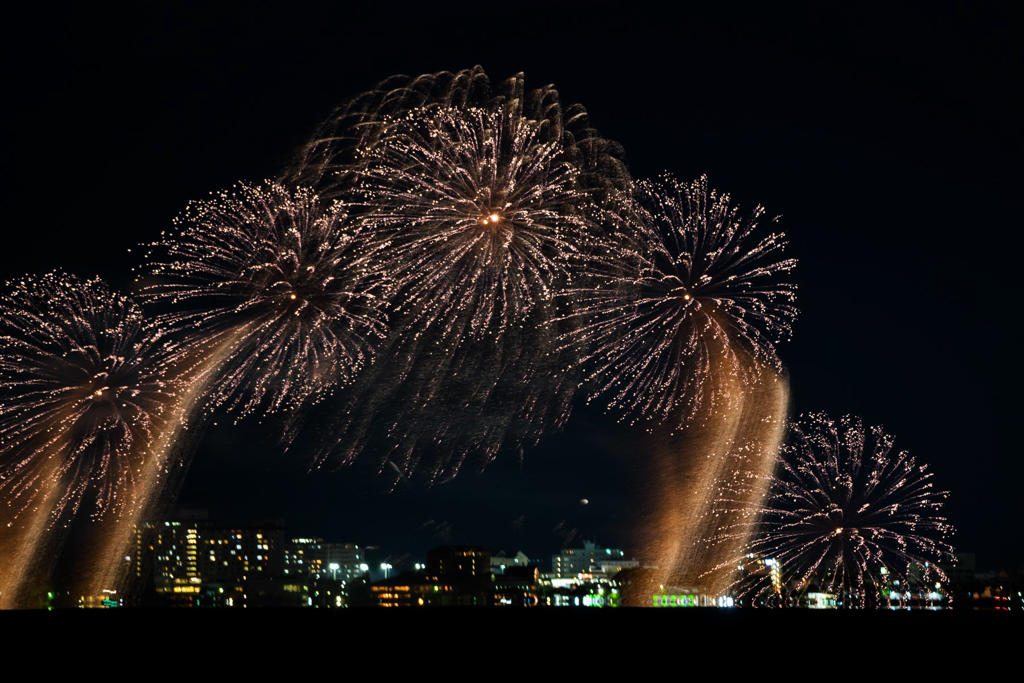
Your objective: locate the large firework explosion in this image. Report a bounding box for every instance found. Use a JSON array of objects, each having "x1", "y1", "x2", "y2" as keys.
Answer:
[
  {"x1": 356, "y1": 105, "x2": 592, "y2": 342},
  {"x1": 559, "y1": 174, "x2": 797, "y2": 429},
  {"x1": 286, "y1": 68, "x2": 628, "y2": 482},
  {"x1": 0, "y1": 273, "x2": 179, "y2": 522},
  {"x1": 142, "y1": 182, "x2": 389, "y2": 418},
  {"x1": 706, "y1": 413, "x2": 956, "y2": 607}
]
